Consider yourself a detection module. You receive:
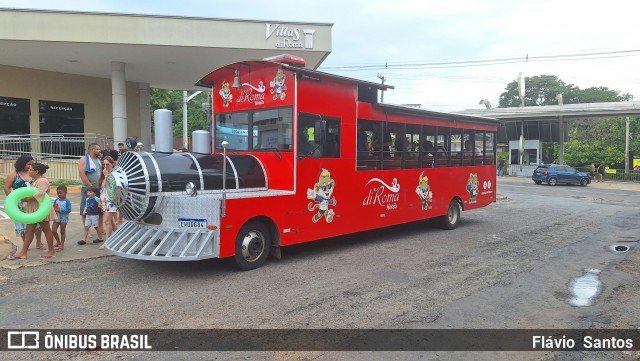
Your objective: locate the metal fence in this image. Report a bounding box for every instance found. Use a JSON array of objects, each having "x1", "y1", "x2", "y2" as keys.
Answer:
[{"x1": 0, "y1": 133, "x2": 110, "y2": 180}]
